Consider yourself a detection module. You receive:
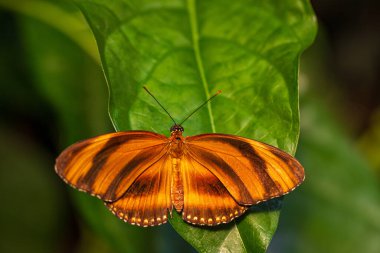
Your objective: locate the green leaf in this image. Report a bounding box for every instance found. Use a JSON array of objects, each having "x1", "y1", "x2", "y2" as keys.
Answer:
[{"x1": 76, "y1": 0, "x2": 316, "y2": 252}]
